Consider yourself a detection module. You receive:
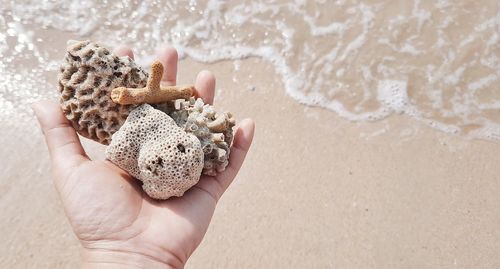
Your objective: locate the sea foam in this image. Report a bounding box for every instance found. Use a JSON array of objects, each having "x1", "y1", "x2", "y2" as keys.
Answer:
[{"x1": 0, "y1": 0, "x2": 499, "y2": 140}]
